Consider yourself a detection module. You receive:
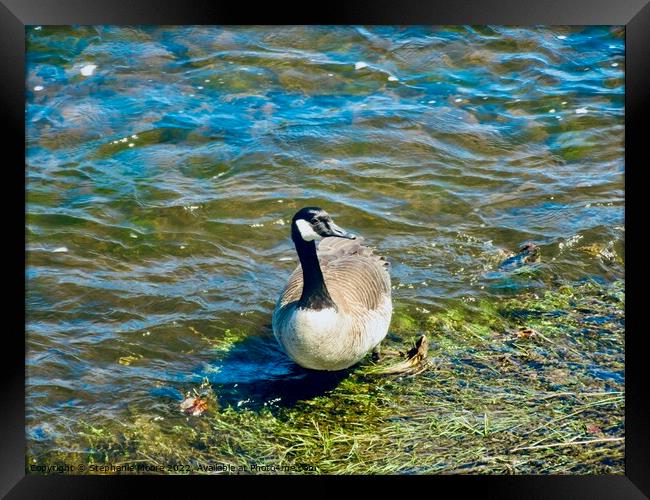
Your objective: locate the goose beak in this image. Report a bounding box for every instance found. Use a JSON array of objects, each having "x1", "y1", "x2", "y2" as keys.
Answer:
[{"x1": 327, "y1": 222, "x2": 356, "y2": 240}]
